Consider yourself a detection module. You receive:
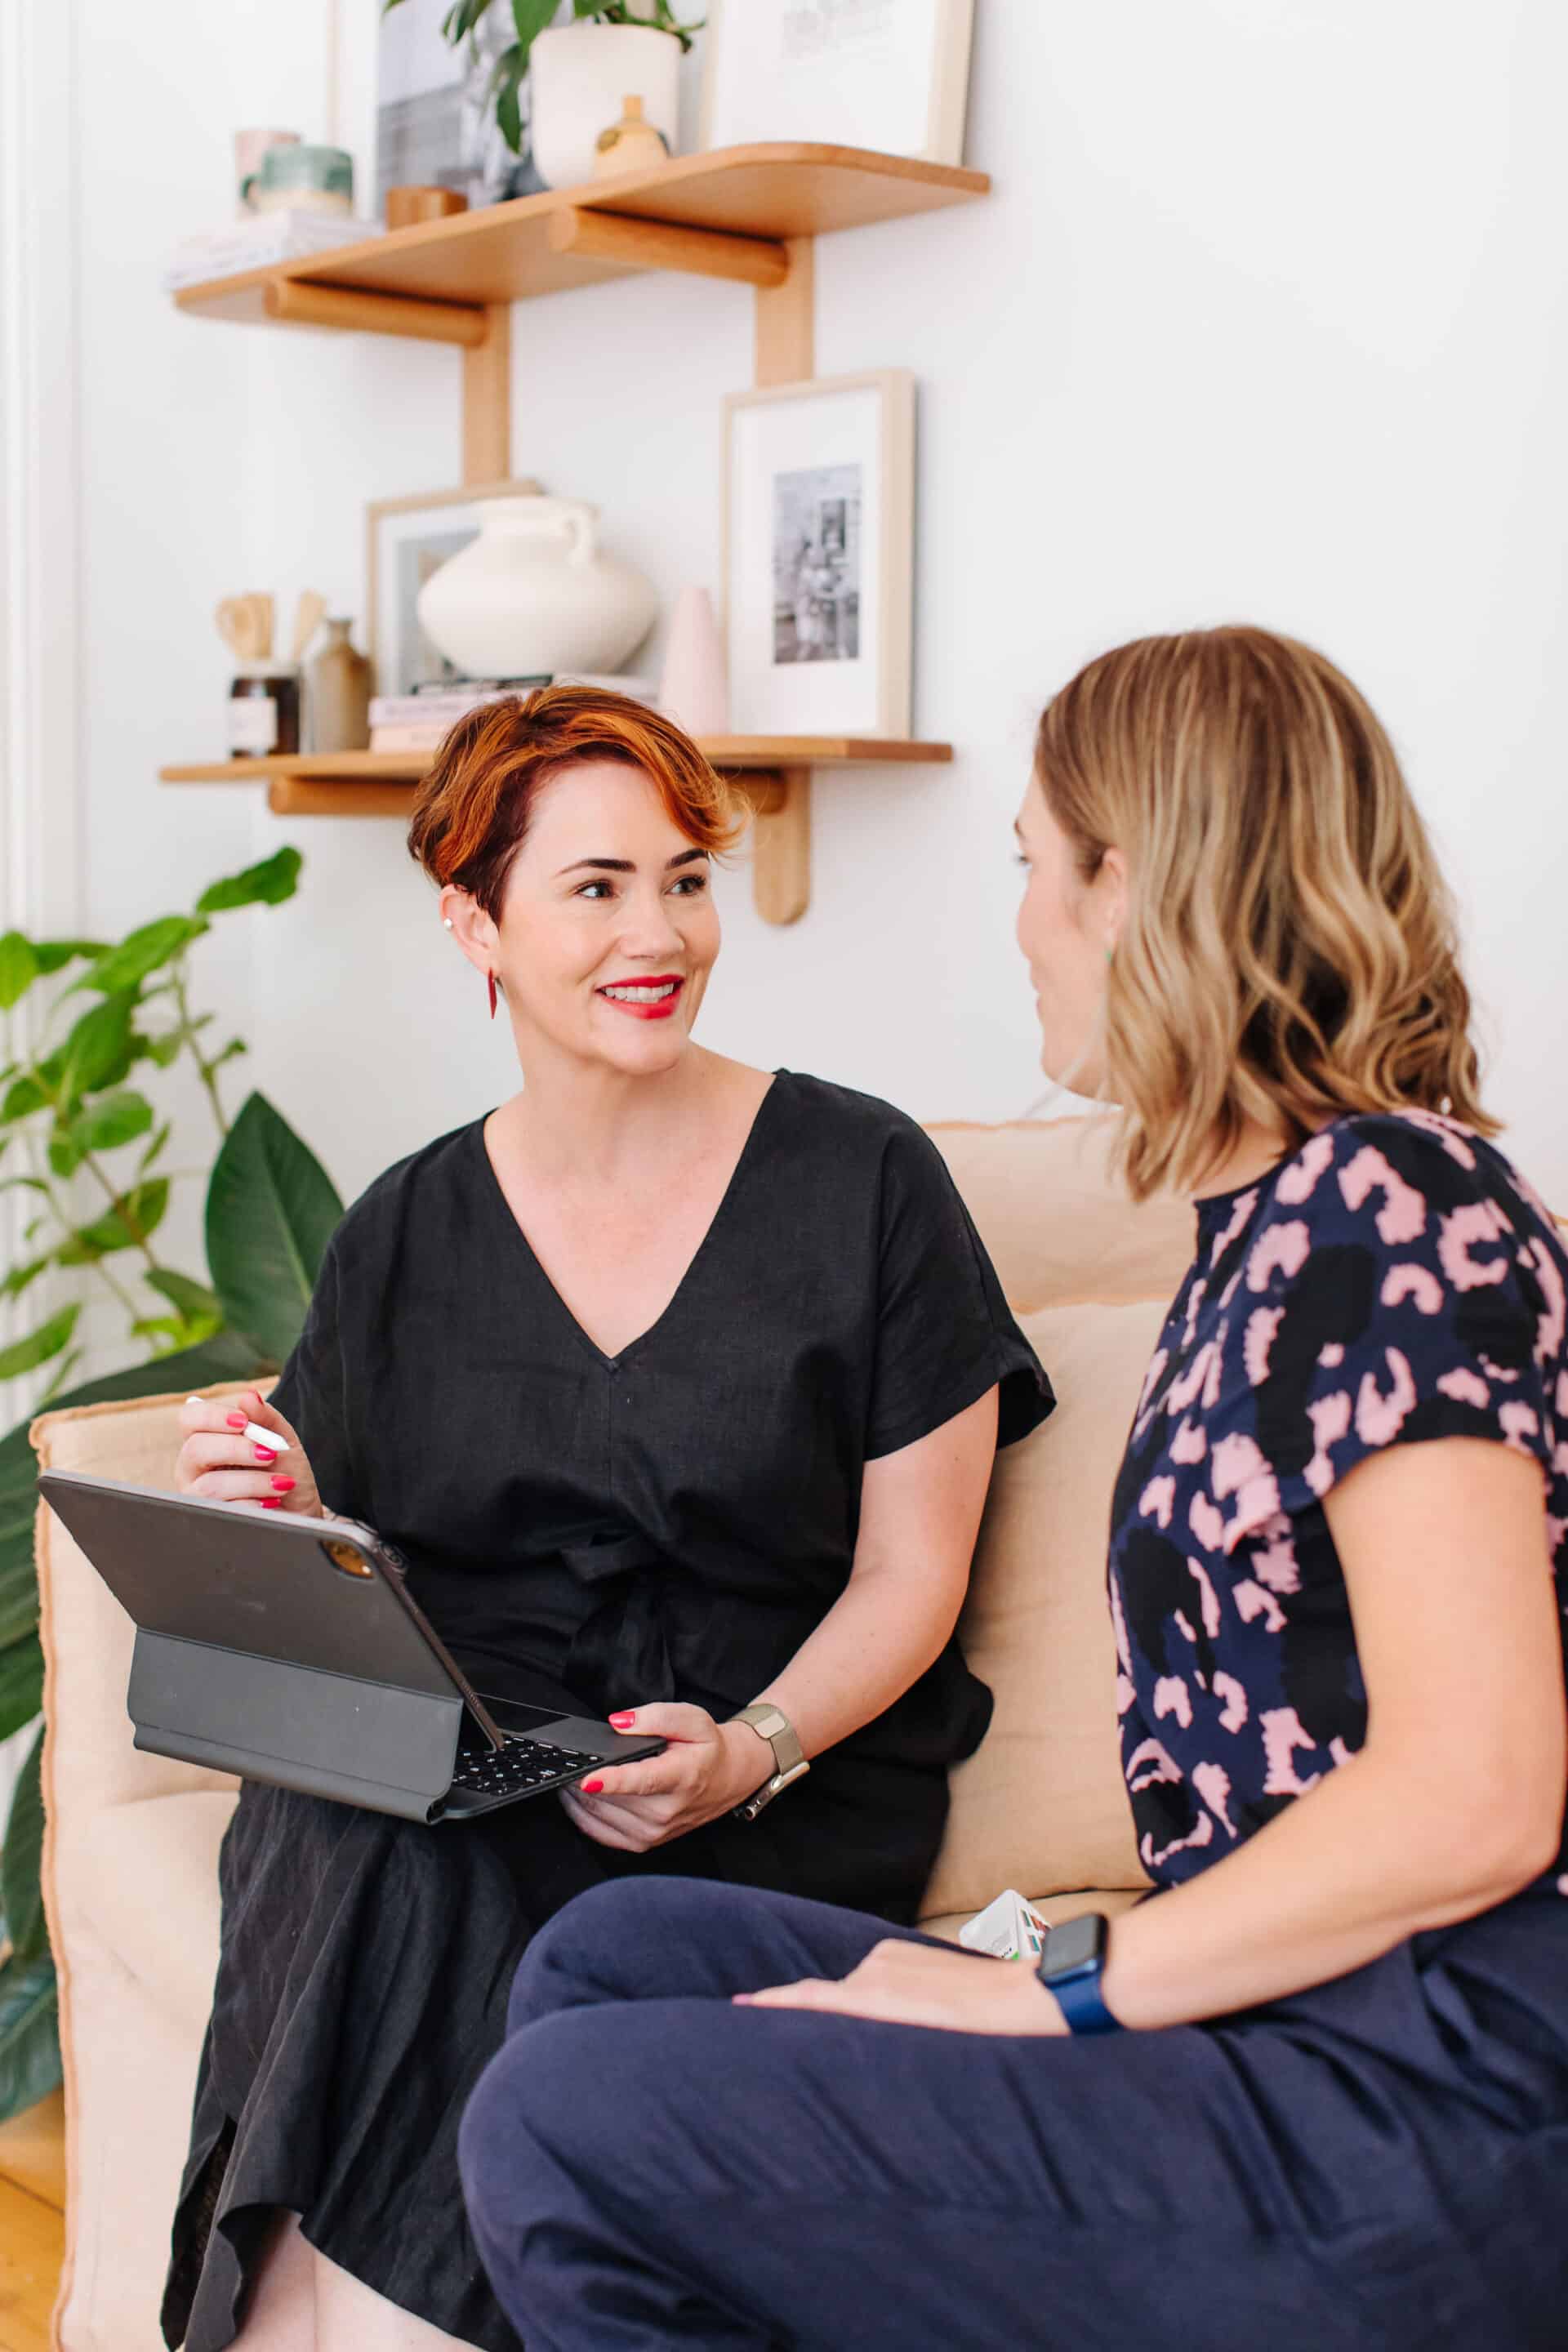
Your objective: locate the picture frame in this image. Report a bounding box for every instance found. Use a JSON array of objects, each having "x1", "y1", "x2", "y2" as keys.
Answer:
[
  {"x1": 366, "y1": 478, "x2": 542, "y2": 696},
  {"x1": 723, "y1": 371, "x2": 915, "y2": 738},
  {"x1": 700, "y1": 0, "x2": 975, "y2": 168}
]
